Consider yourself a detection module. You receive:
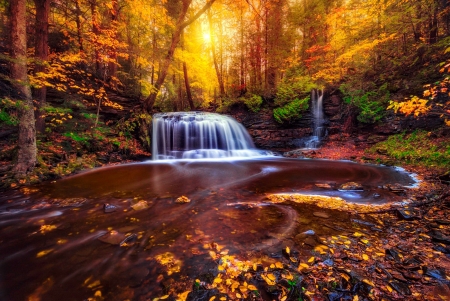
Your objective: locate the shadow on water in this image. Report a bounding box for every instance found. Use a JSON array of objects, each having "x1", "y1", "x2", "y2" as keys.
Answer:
[{"x1": 0, "y1": 157, "x2": 417, "y2": 300}]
